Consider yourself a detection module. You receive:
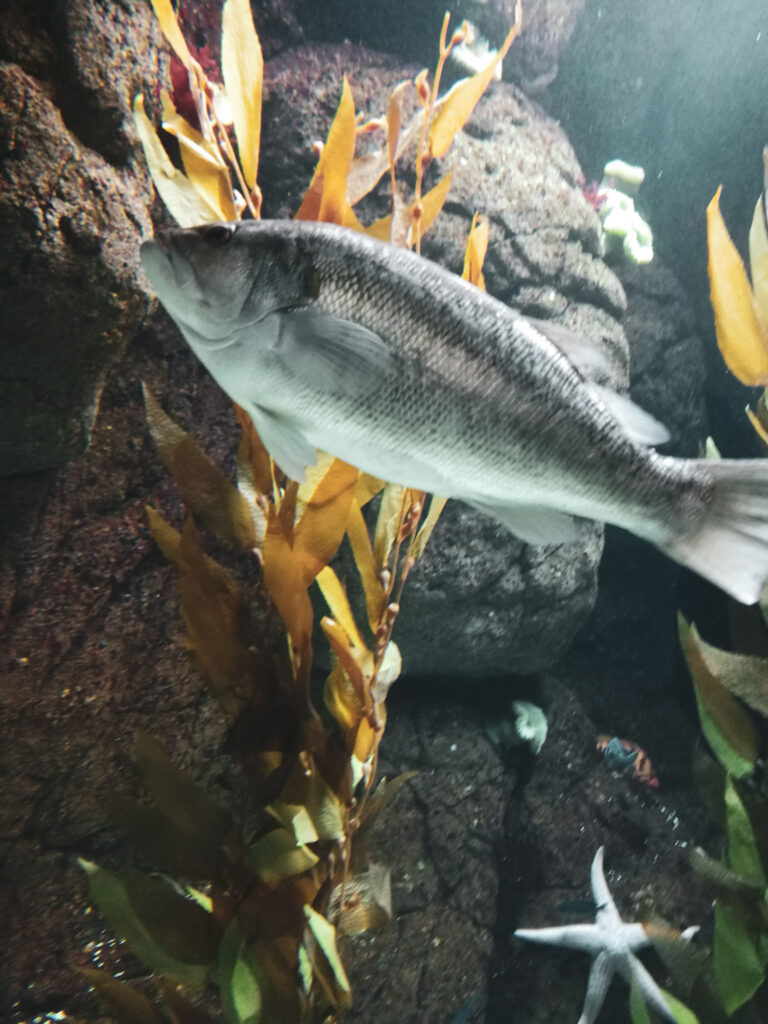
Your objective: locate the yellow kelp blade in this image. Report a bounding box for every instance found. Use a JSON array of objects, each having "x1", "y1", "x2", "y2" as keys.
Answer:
[
  {"x1": 143, "y1": 384, "x2": 258, "y2": 550},
  {"x1": 749, "y1": 189, "x2": 768, "y2": 342},
  {"x1": 406, "y1": 172, "x2": 452, "y2": 247},
  {"x1": 134, "y1": 95, "x2": 220, "y2": 227},
  {"x1": 387, "y1": 81, "x2": 410, "y2": 187},
  {"x1": 746, "y1": 405, "x2": 768, "y2": 446},
  {"x1": 161, "y1": 92, "x2": 237, "y2": 221},
  {"x1": 346, "y1": 502, "x2": 385, "y2": 633},
  {"x1": 294, "y1": 77, "x2": 363, "y2": 229},
  {"x1": 150, "y1": 0, "x2": 195, "y2": 68},
  {"x1": 293, "y1": 460, "x2": 359, "y2": 586},
  {"x1": 368, "y1": 174, "x2": 452, "y2": 247},
  {"x1": 462, "y1": 212, "x2": 489, "y2": 289},
  {"x1": 221, "y1": 0, "x2": 263, "y2": 191},
  {"x1": 315, "y1": 566, "x2": 367, "y2": 651},
  {"x1": 354, "y1": 473, "x2": 385, "y2": 507},
  {"x1": 233, "y1": 403, "x2": 273, "y2": 496},
  {"x1": 707, "y1": 186, "x2": 768, "y2": 386},
  {"x1": 427, "y1": 8, "x2": 522, "y2": 161},
  {"x1": 344, "y1": 81, "x2": 416, "y2": 207},
  {"x1": 146, "y1": 510, "x2": 255, "y2": 721},
  {"x1": 412, "y1": 495, "x2": 447, "y2": 562},
  {"x1": 373, "y1": 484, "x2": 406, "y2": 570},
  {"x1": 324, "y1": 662, "x2": 360, "y2": 733},
  {"x1": 263, "y1": 505, "x2": 314, "y2": 658},
  {"x1": 321, "y1": 618, "x2": 370, "y2": 709}
]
